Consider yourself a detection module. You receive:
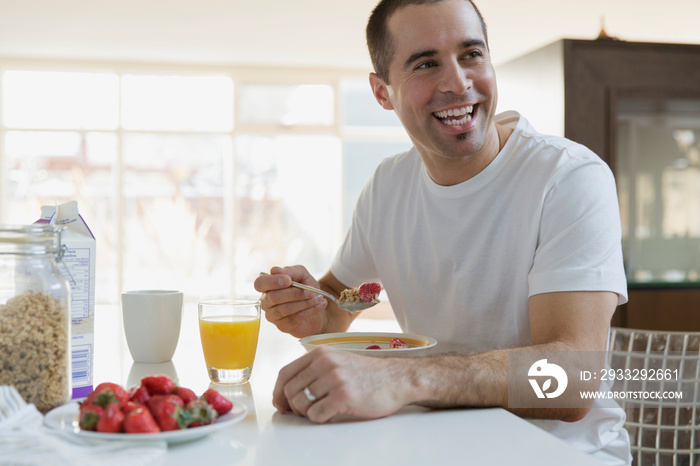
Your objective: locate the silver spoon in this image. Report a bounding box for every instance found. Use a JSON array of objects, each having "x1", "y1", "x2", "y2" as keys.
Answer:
[{"x1": 259, "y1": 272, "x2": 378, "y2": 313}]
